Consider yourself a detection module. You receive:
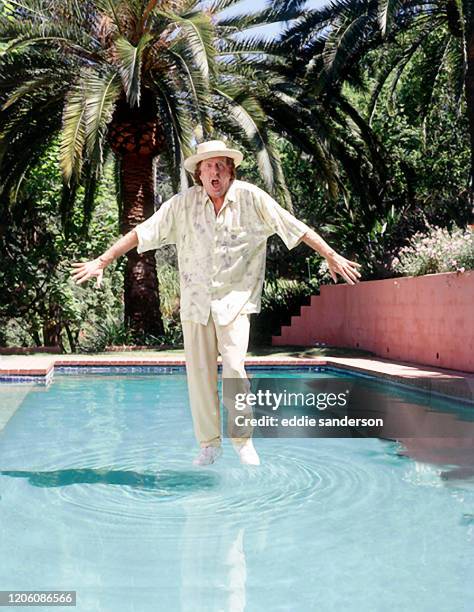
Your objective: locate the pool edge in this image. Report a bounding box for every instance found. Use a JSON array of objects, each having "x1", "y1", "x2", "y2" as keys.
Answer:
[{"x1": 0, "y1": 355, "x2": 473, "y2": 406}]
